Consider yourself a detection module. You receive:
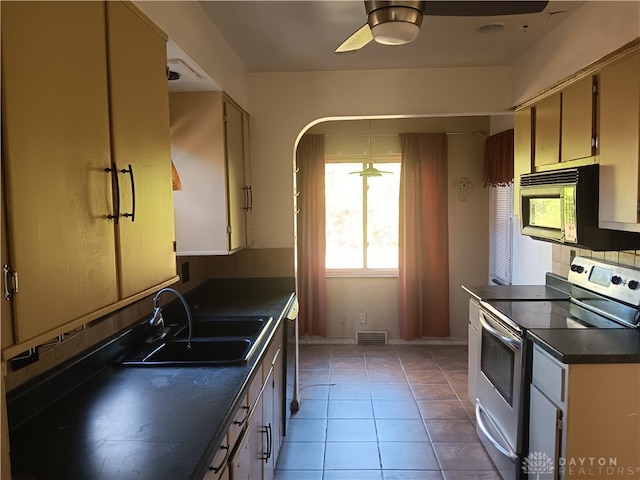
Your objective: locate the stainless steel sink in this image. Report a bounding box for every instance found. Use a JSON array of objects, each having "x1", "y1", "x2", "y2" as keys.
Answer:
[{"x1": 173, "y1": 315, "x2": 271, "y2": 339}]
